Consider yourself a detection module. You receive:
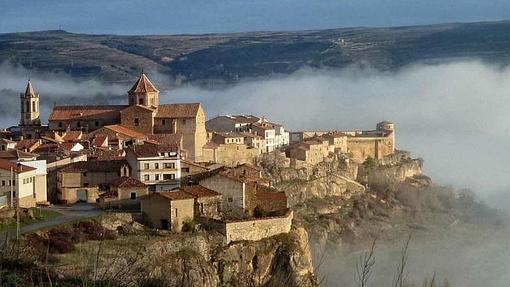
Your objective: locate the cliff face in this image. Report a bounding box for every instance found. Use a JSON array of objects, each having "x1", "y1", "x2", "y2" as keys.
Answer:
[{"x1": 55, "y1": 226, "x2": 317, "y2": 287}]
